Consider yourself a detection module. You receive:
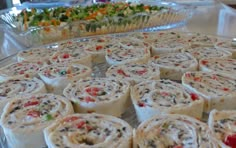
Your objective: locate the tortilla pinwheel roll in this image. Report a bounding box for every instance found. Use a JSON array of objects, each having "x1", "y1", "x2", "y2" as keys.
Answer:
[
  {"x1": 156, "y1": 31, "x2": 187, "y2": 40},
  {"x1": 134, "y1": 114, "x2": 224, "y2": 148},
  {"x1": 0, "y1": 93, "x2": 74, "y2": 148},
  {"x1": 199, "y1": 58, "x2": 236, "y2": 79},
  {"x1": 0, "y1": 62, "x2": 43, "y2": 82},
  {"x1": 208, "y1": 109, "x2": 236, "y2": 148},
  {"x1": 44, "y1": 113, "x2": 133, "y2": 148},
  {"x1": 149, "y1": 52, "x2": 198, "y2": 81},
  {"x1": 39, "y1": 63, "x2": 92, "y2": 95},
  {"x1": 63, "y1": 78, "x2": 130, "y2": 117},
  {"x1": 84, "y1": 36, "x2": 114, "y2": 63},
  {"x1": 182, "y1": 72, "x2": 236, "y2": 113},
  {"x1": 50, "y1": 41, "x2": 92, "y2": 67},
  {"x1": 186, "y1": 33, "x2": 218, "y2": 46},
  {"x1": 105, "y1": 45, "x2": 150, "y2": 66},
  {"x1": 17, "y1": 46, "x2": 58, "y2": 64},
  {"x1": 182, "y1": 45, "x2": 232, "y2": 61},
  {"x1": 131, "y1": 80, "x2": 204, "y2": 122},
  {"x1": 116, "y1": 36, "x2": 149, "y2": 49},
  {"x1": 151, "y1": 37, "x2": 190, "y2": 55},
  {"x1": 128, "y1": 32, "x2": 158, "y2": 43},
  {"x1": 215, "y1": 39, "x2": 236, "y2": 58},
  {"x1": 0, "y1": 78, "x2": 47, "y2": 115},
  {"x1": 106, "y1": 63, "x2": 160, "y2": 85}
]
